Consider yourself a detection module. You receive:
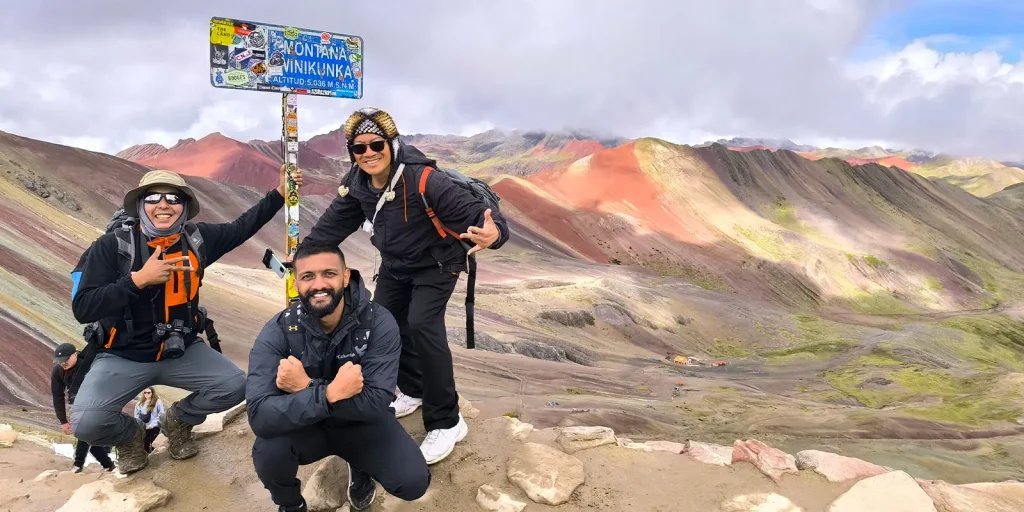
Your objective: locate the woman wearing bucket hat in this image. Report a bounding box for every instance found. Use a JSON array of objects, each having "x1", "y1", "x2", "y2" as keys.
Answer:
[
  {"x1": 69, "y1": 165, "x2": 301, "y2": 475},
  {"x1": 302, "y1": 107, "x2": 510, "y2": 465}
]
